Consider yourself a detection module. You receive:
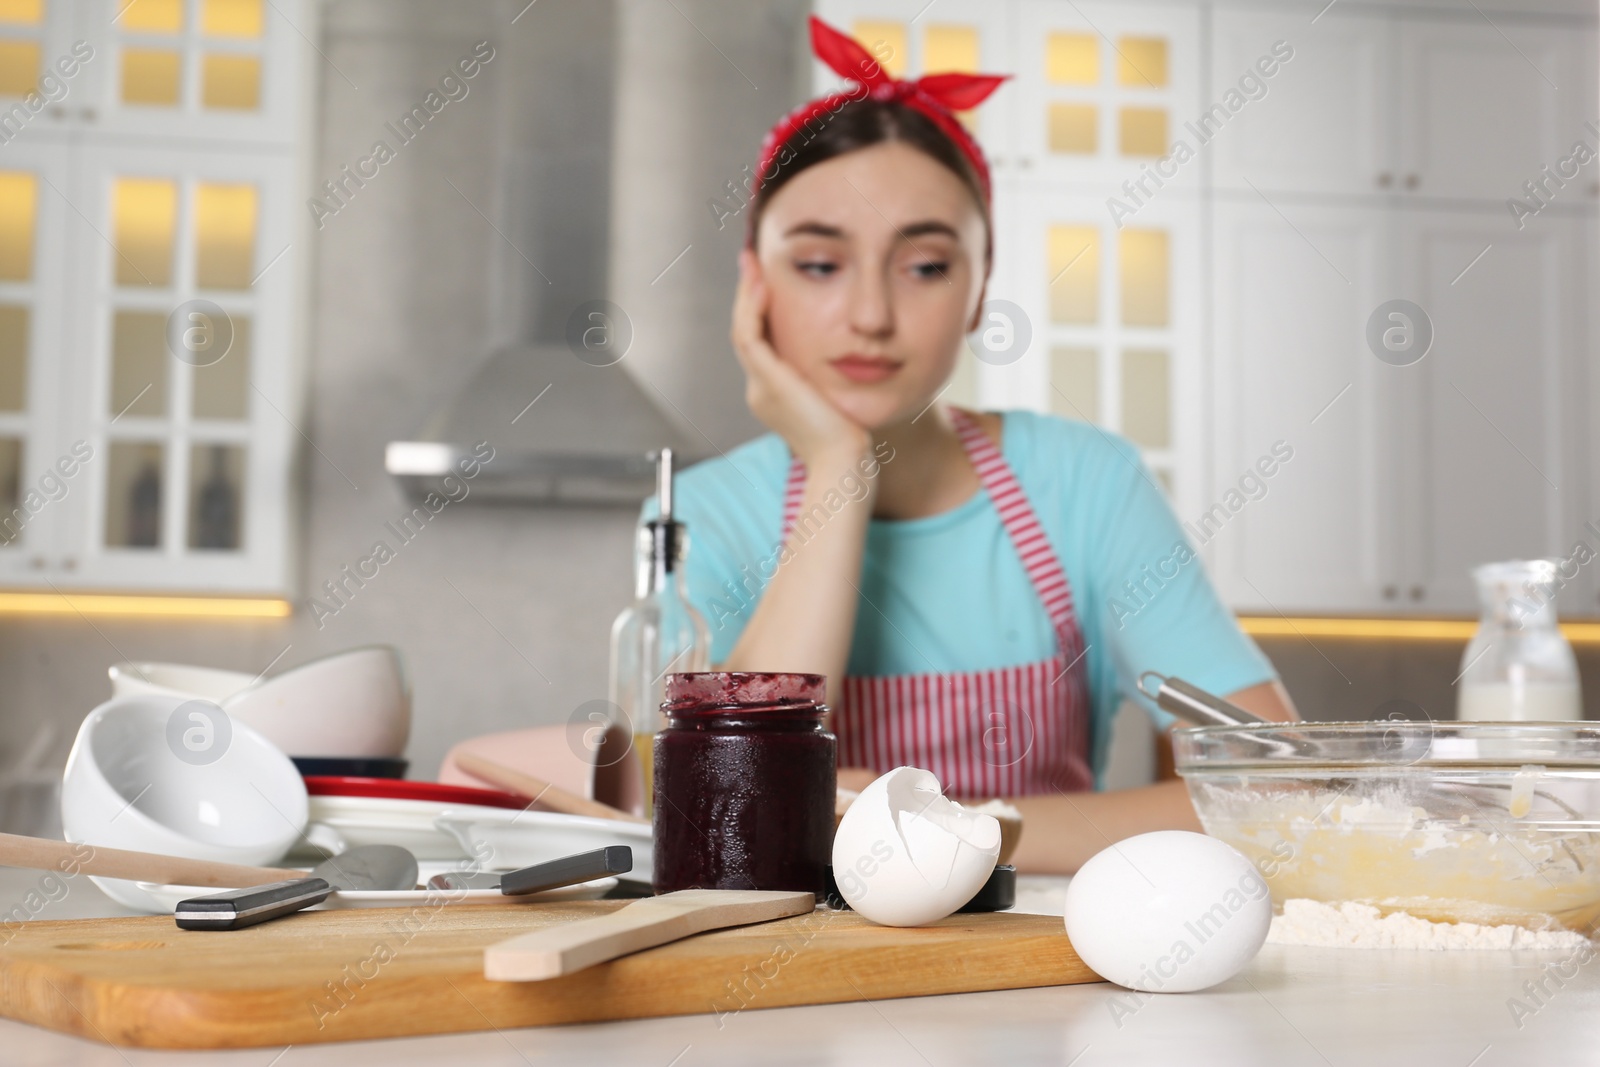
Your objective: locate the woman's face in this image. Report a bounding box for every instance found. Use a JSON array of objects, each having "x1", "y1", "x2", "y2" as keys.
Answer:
[{"x1": 753, "y1": 141, "x2": 989, "y2": 430}]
